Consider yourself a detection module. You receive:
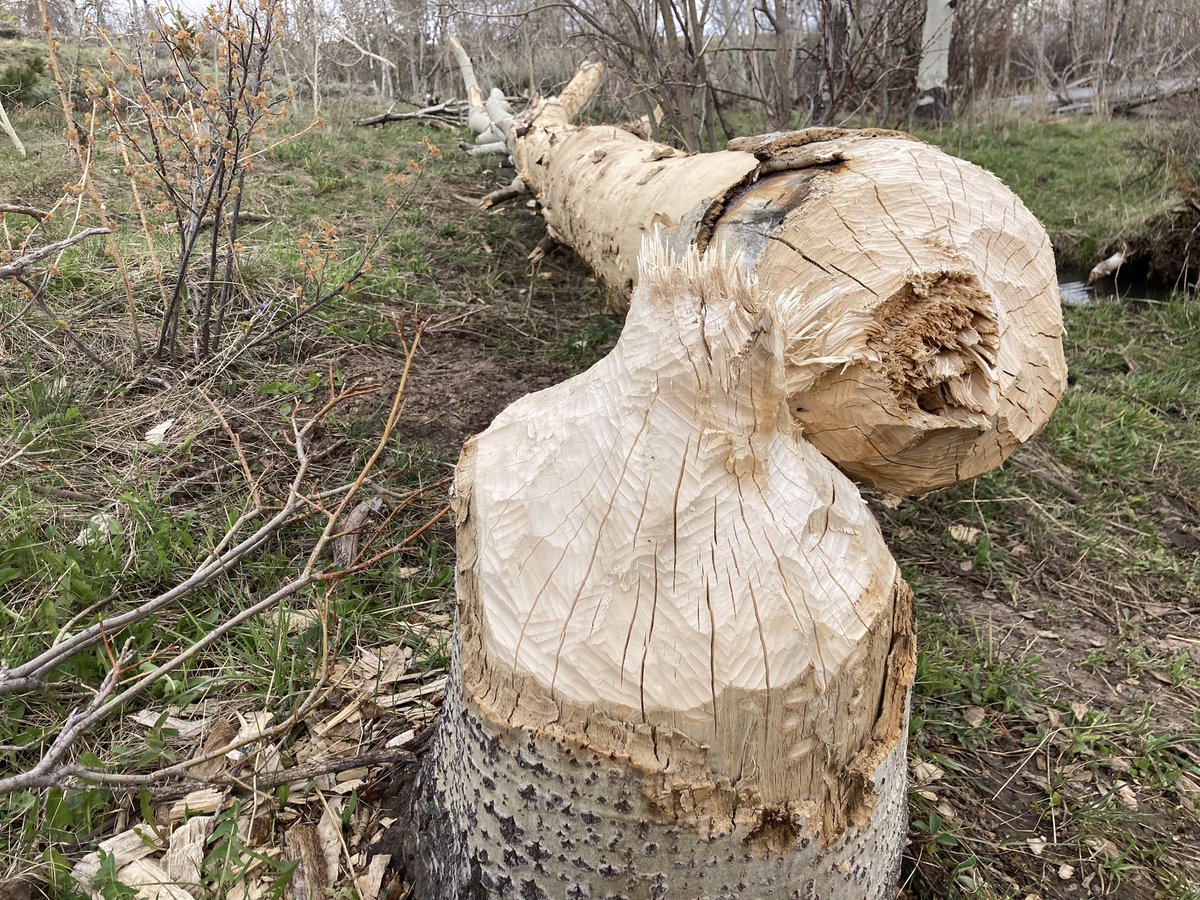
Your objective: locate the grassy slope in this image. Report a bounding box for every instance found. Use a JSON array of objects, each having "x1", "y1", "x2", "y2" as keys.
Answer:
[{"x1": 1, "y1": 58, "x2": 1198, "y2": 898}]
